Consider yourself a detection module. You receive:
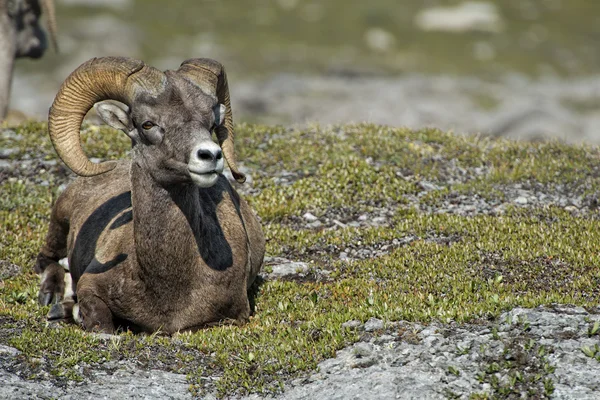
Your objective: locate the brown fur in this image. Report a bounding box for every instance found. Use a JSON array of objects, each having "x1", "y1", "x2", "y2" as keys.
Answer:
[
  {"x1": 37, "y1": 161, "x2": 265, "y2": 334},
  {"x1": 35, "y1": 64, "x2": 265, "y2": 334}
]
